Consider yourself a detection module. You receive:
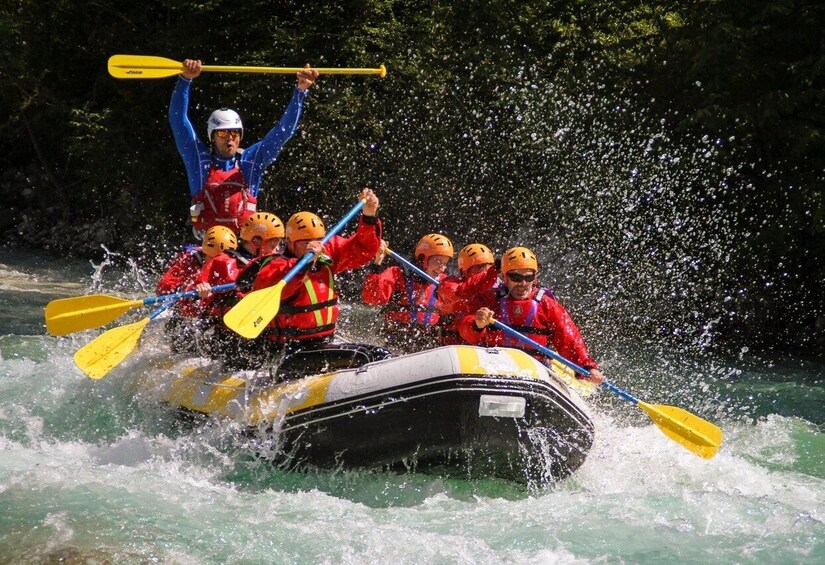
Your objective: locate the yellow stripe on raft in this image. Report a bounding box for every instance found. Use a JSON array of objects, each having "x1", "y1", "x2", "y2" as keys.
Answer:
[
  {"x1": 455, "y1": 346, "x2": 483, "y2": 375},
  {"x1": 248, "y1": 373, "x2": 335, "y2": 425},
  {"x1": 165, "y1": 366, "x2": 336, "y2": 424},
  {"x1": 503, "y1": 348, "x2": 543, "y2": 377},
  {"x1": 455, "y1": 346, "x2": 542, "y2": 379},
  {"x1": 548, "y1": 359, "x2": 596, "y2": 397},
  {"x1": 167, "y1": 368, "x2": 248, "y2": 416},
  {"x1": 455, "y1": 346, "x2": 596, "y2": 396}
]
